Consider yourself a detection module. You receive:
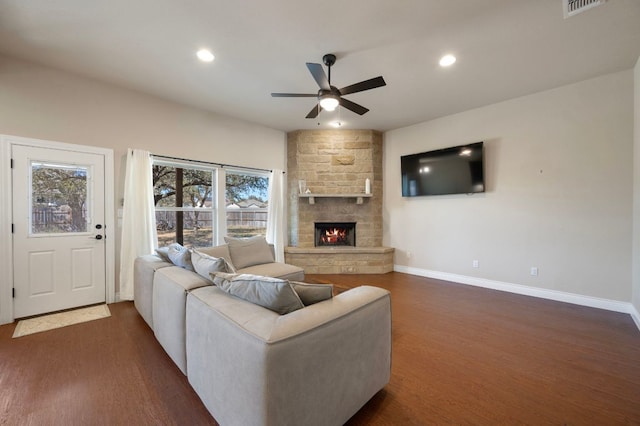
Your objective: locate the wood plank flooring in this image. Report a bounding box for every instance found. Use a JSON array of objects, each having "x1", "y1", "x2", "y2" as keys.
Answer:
[
  {"x1": 0, "y1": 300, "x2": 216, "y2": 425},
  {"x1": 1, "y1": 272, "x2": 639, "y2": 425}
]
